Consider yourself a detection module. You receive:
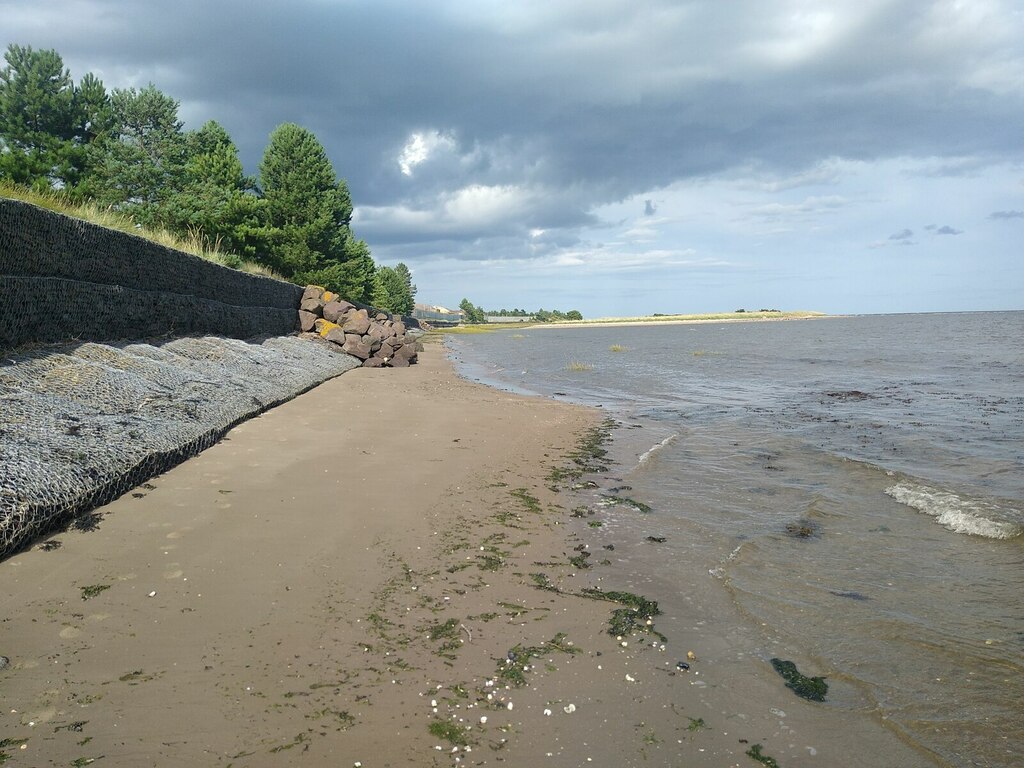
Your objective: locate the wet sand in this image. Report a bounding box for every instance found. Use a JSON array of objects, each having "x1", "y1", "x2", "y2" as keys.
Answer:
[{"x1": 0, "y1": 340, "x2": 934, "y2": 767}]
